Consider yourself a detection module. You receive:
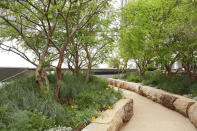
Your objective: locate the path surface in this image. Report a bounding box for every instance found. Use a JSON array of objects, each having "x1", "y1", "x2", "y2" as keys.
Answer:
[{"x1": 114, "y1": 88, "x2": 196, "y2": 131}]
